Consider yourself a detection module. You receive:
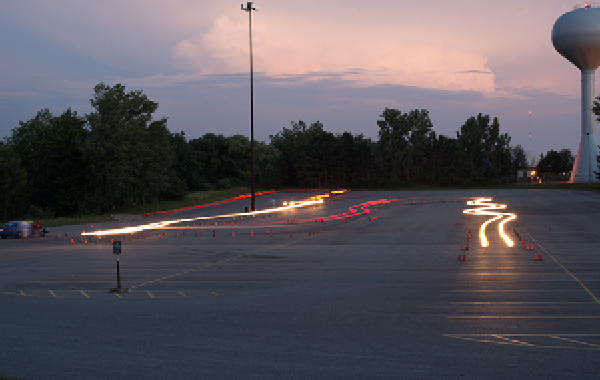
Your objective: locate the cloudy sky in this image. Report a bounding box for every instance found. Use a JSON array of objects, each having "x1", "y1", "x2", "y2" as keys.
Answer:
[{"x1": 0, "y1": 0, "x2": 593, "y2": 159}]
